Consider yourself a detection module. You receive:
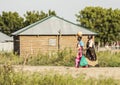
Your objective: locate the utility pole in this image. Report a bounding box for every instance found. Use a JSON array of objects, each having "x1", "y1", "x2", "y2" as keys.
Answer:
[{"x1": 58, "y1": 29, "x2": 61, "y2": 51}]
